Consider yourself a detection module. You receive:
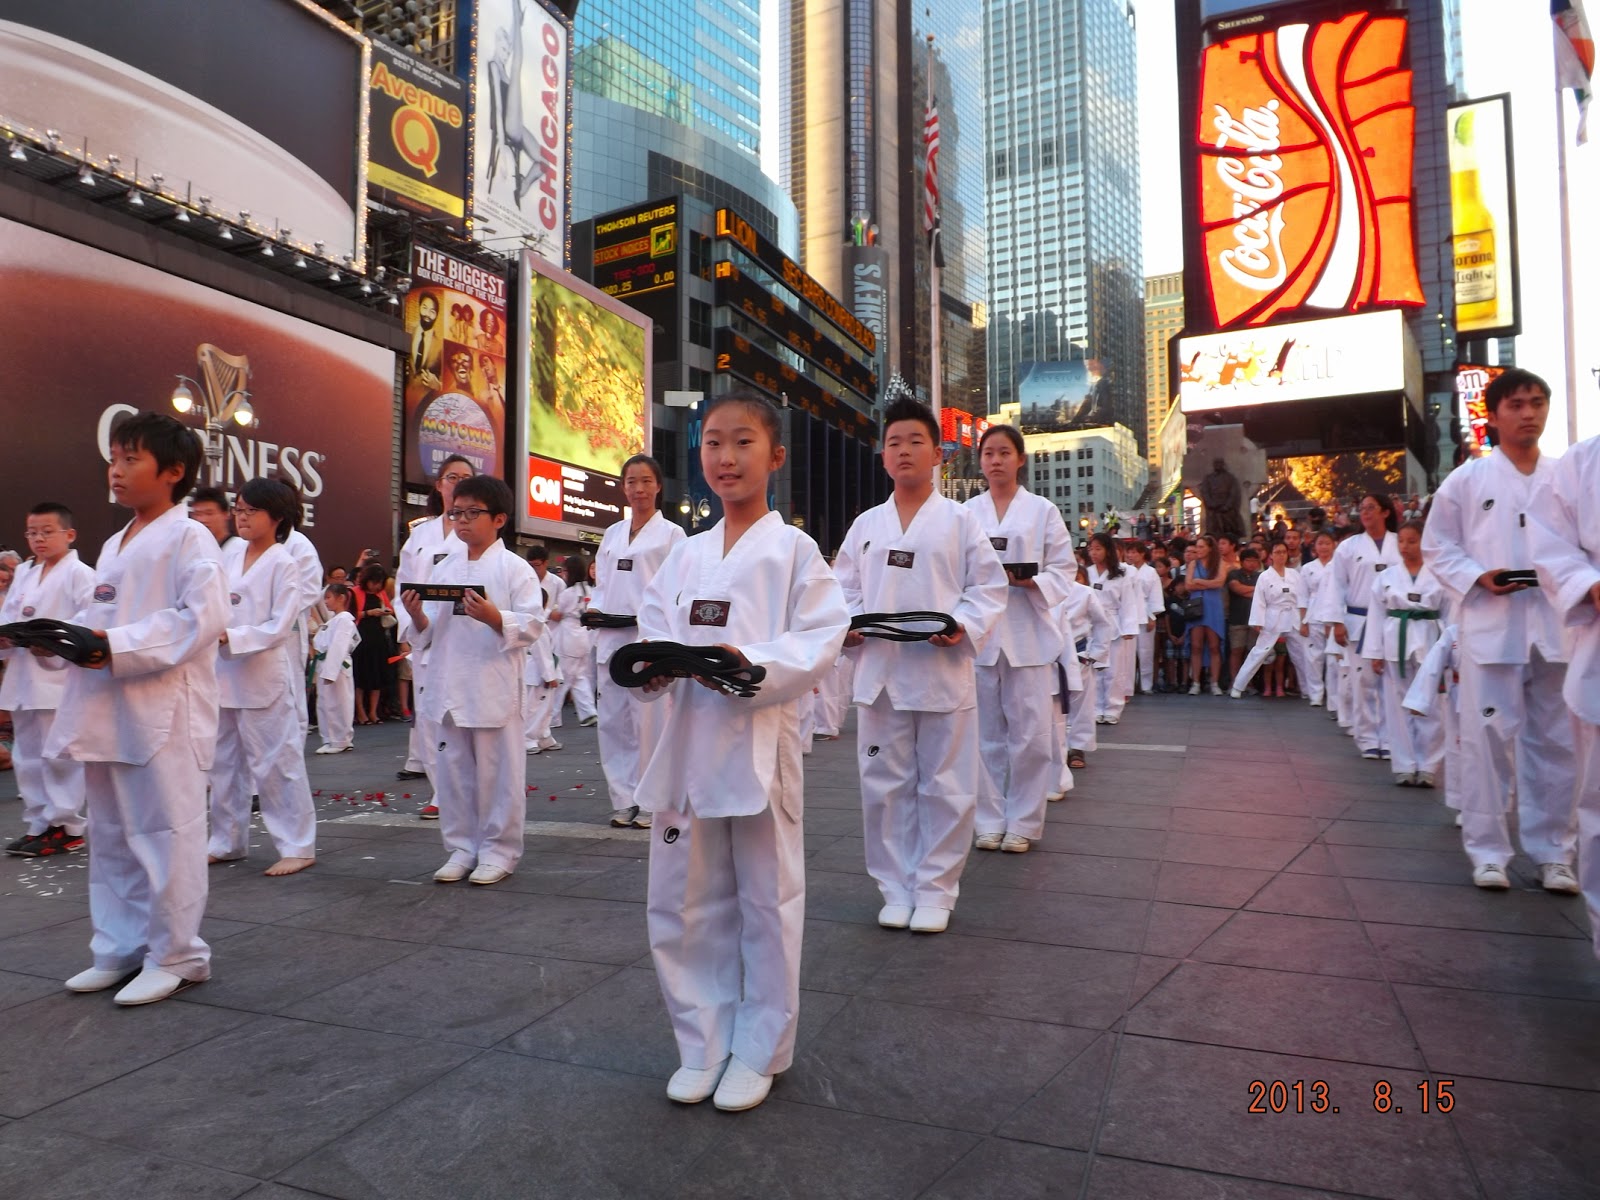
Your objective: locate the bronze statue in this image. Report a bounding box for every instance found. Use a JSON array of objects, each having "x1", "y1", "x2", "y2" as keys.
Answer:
[{"x1": 1198, "y1": 458, "x2": 1245, "y2": 538}]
